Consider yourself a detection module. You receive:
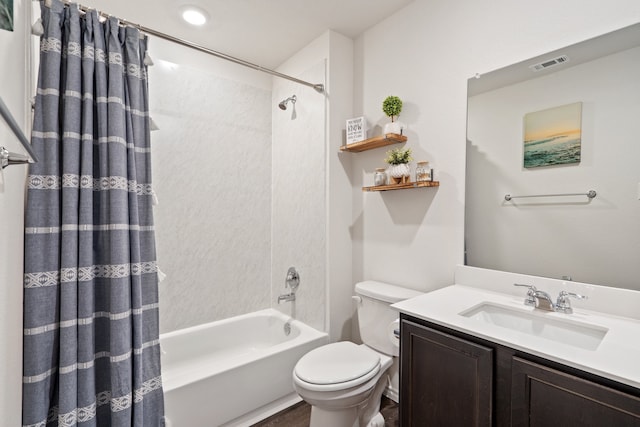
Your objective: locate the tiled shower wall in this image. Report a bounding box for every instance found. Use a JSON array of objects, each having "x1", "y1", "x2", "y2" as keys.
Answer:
[
  {"x1": 150, "y1": 45, "x2": 273, "y2": 333},
  {"x1": 149, "y1": 41, "x2": 327, "y2": 334},
  {"x1": 271, "y1": 61, "x2": 327, "y2": 333}
]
